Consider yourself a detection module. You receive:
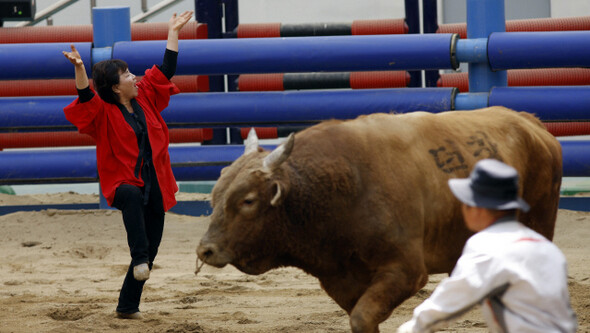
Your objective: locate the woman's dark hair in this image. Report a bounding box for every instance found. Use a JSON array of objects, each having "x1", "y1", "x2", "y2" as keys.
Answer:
[{"x1": 92, "y1": 59, "x2": 128, "y2": 104}]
